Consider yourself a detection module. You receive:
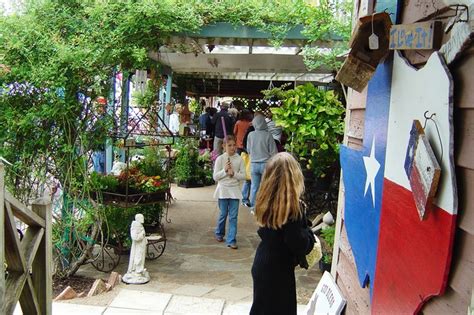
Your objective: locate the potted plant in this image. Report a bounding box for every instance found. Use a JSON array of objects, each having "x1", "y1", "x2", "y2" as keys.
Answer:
[
  {"x1": 261, "y1": 82, "x2": 292, "y2": 103},
  {"x1": 174, "y1": 138, "x2": 204, "y2": 188},
  {"x1": 320, "y1": 253, "x2": 332, "y2": 272},
  {"x1": 271, "y1": 83, "x2": 345, "y2": 186},
  {"x1": 103, "y1": 203, "x2": 163, "y2": 250},
  {"x1": 198, "y1": 149, "x2": 215, "y2": 186},
  {"x1": 91, "y1": 146, "x2": 170, "y2": 205},
  {"x1": 133, "y1": 80, "x2": 159, "y2": 108},
  {"x1": 319, "y1": 226, "x2": 335, "y2": 272}
]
